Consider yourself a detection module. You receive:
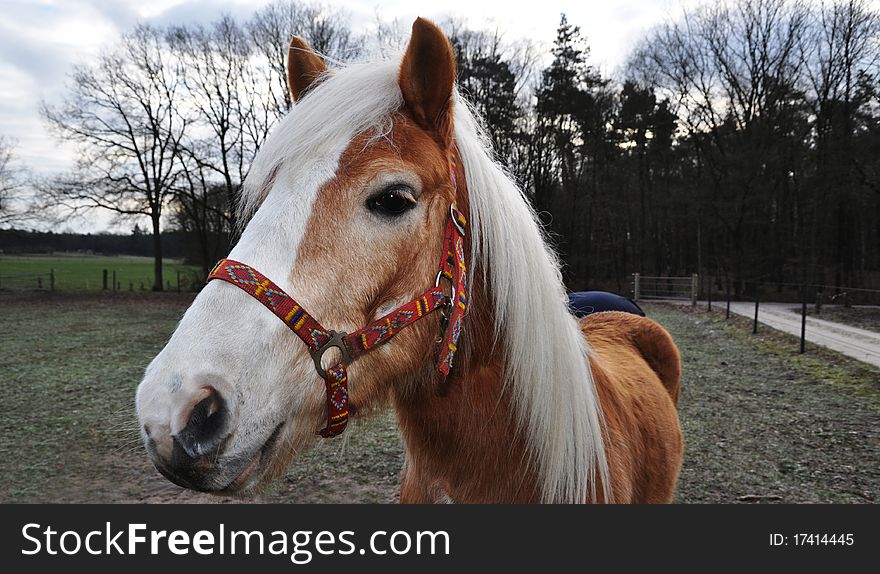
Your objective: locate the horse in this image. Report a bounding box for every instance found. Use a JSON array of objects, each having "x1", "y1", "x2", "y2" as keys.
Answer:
[{"x1": 135, "y1": 18, "x2": 683, "y2": 503}]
